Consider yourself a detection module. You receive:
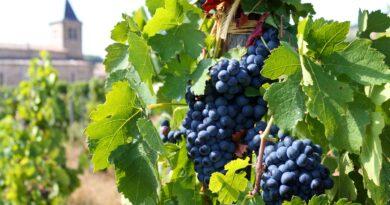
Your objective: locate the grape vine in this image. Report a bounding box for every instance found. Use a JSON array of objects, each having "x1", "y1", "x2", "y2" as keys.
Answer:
[{"x1": 85, "y1": 0, "x2": 390, "y2": 205}]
